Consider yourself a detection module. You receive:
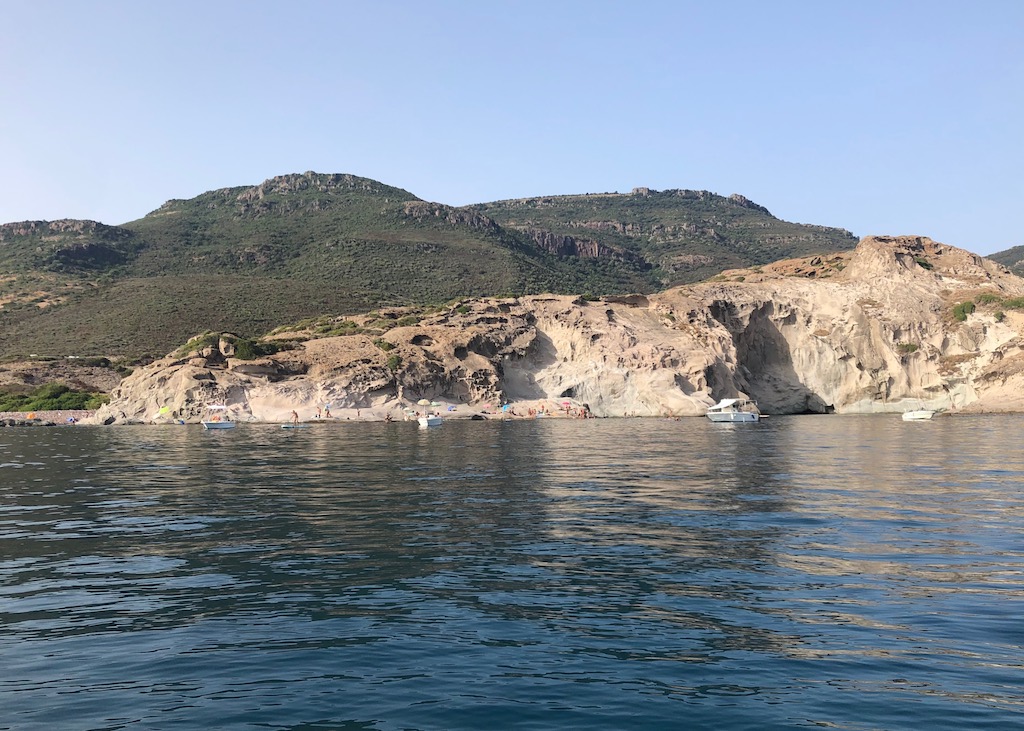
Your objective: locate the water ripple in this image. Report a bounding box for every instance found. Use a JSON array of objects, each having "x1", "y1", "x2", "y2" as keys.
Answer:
[{"x1": 1, "y1": 417, "x2": 1024, "y2": 729}]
